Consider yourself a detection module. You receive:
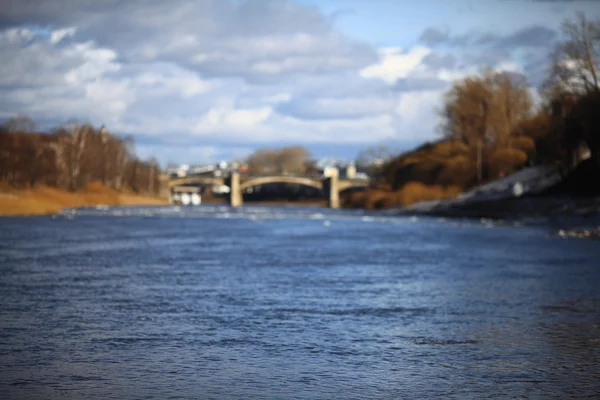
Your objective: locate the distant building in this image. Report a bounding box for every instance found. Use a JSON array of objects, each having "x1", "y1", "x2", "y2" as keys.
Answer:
[
  {"x1": 315, "y1": 158, "x2": 366, "y2": 180},
  {"x1": 322, "y1": 166, "x2": 339, "y2": 178},
  {"x1": 344, "y1": 164, "x2": 356, "y2": 179}
]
